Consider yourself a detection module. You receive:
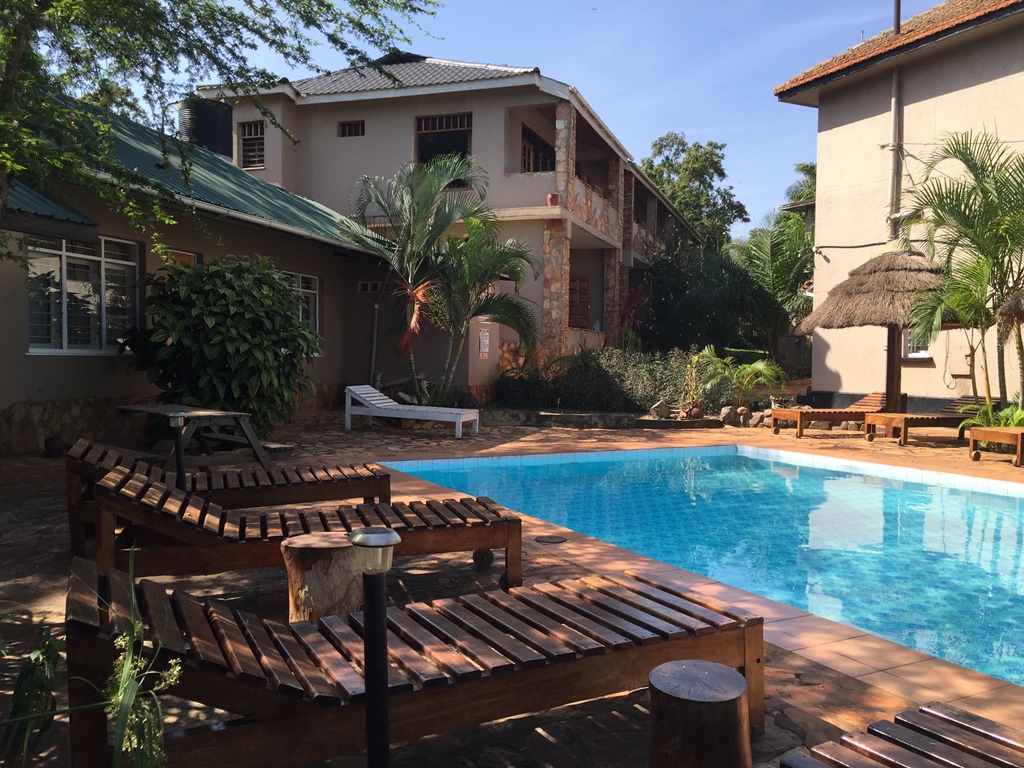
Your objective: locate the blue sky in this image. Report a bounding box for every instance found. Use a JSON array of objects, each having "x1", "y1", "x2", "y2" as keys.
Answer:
[{"x1": 279, "y1": 1, "x2": 939, "y2": 237}]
